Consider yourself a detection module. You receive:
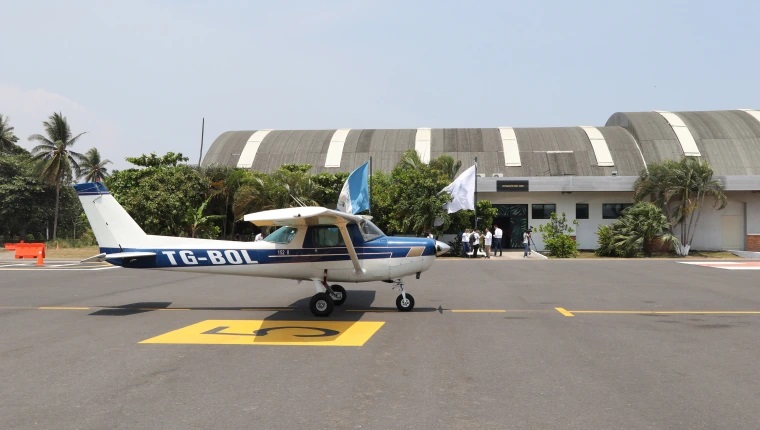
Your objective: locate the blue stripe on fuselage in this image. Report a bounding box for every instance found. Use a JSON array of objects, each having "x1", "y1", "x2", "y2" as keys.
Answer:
[{"x1": 100, "y1": 237, "x2": 437, "y2": 268}]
